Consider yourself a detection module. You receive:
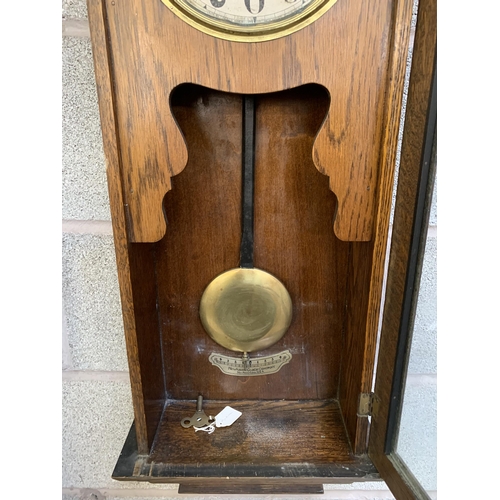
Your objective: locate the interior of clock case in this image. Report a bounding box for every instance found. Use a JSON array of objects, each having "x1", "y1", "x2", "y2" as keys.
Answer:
[{"x1": 112, "y1": 83, "x2": 379, "y2": 481}]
